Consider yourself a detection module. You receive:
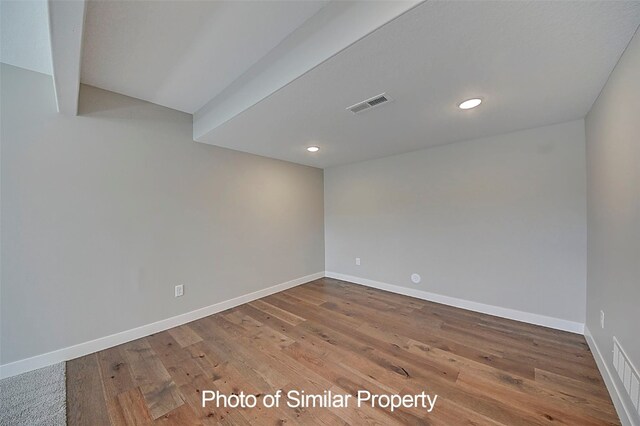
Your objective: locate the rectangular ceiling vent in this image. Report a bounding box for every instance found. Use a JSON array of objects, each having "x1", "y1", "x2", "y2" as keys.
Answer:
[{"x1": 347, "y1": 93, "x2": 392, "y2": 114}]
